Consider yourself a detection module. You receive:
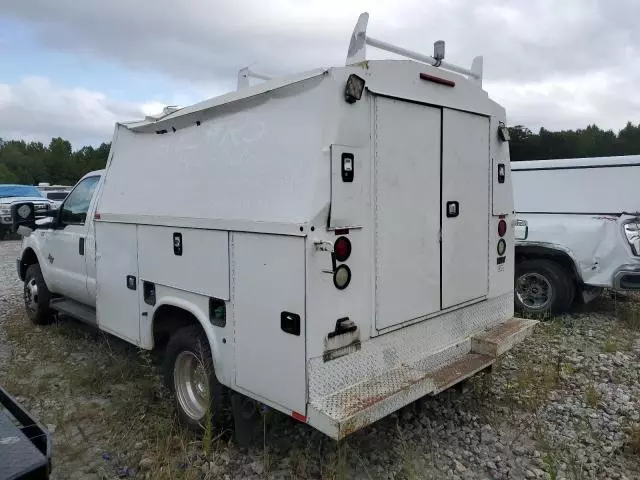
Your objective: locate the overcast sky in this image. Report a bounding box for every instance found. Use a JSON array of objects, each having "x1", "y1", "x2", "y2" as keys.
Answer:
[{"x1": 1, "y1": 0, "x2": 639, "y2": 147}]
